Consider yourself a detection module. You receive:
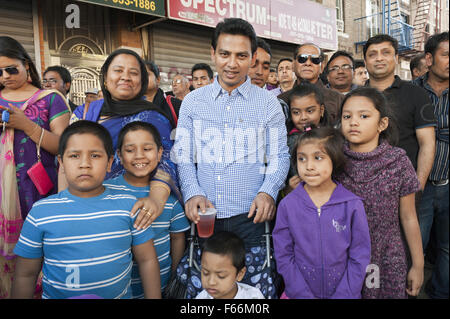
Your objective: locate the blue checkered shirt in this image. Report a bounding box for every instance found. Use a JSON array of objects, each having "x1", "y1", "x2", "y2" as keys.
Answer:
[{"x1": 172, "y1": 77, "x2": 290, "y2": 219}]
